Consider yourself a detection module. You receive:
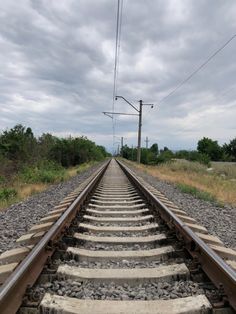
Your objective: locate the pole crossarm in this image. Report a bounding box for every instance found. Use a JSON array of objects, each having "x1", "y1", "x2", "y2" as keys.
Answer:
[
  {"x1": 103, "y1": 112, "x2": 113, "y2": 119},
  {"x1": 115, "y1": 96, "x2": 139, "y2": 112},
  {"x1": 103, "y1": 111, "x2": 139, "y2": 116},
  {"x1": 104, "y1": 95, "x2": 155, "y2": 164}
]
